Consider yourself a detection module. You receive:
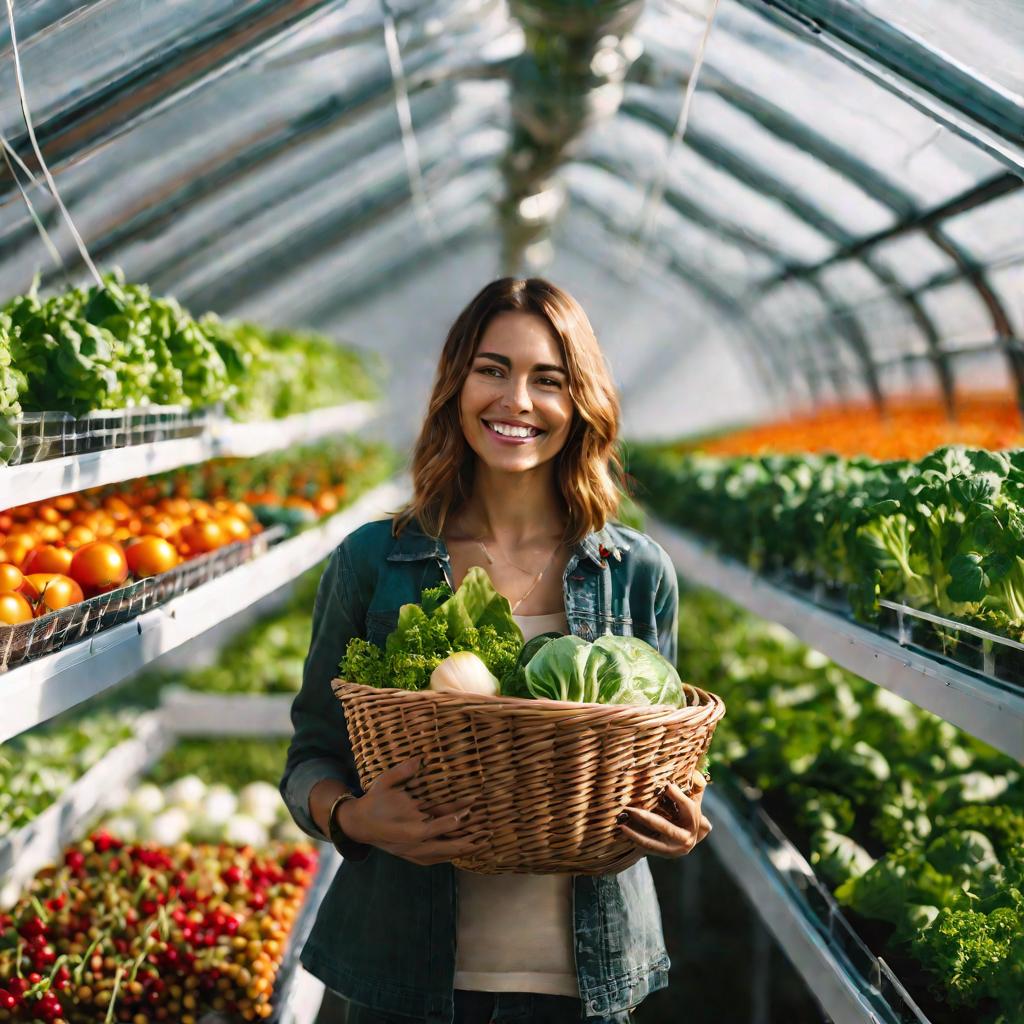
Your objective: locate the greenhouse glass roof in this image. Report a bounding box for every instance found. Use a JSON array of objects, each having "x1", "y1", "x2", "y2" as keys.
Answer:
[{"x1": 1, "y1": 0, "x2": 1021, "y2": 439}]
